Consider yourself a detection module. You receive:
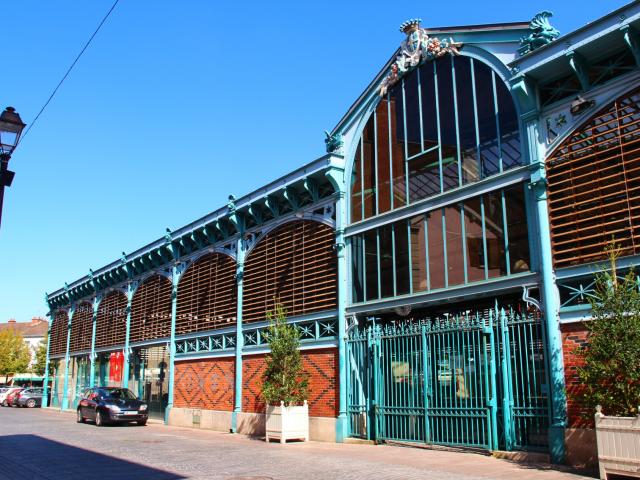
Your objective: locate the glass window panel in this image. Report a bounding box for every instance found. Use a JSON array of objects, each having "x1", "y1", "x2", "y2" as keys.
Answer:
[
  {"x1": 504, "y1": 185, "x2": 531, "y2": 273},
  {"x1": 390, "y1": 83, "x2": 407, "y2": 208},
  {"x1": 364, "y1": 229, "x2": 379, "y2": 301},
  {"x1": 404, "y1": 73, "x2": 422, "y2": 158},
  {"x1": 351, "y1": 235, "x2": 364, "y2": 302},
  {"x1": 379, "y1": 224, "x2": 394, "y2": 298},
  {"x1": 376, "y1": 100, "x2": 392, "y2": 214},
  {"x1": 427, "y1": 209, "x2": 445, "y2": 289},
  {"x1": 444, "y1": 205, "x2": 464, "y2": 286},
  {"x1": 474, "y1": 62, "x2": 500, "y2": 178},
  {"x1": 483, "y1": 192, "x2": 507, "y2": 277},
  {"x1": 408, "y1": 149, "x2": 440, "y2": 202},
  {"x1": 496, "y1": 79, "x2": 521, "y2": 170},
  {"x1": 395, "y1": 220, "x2": 410, "y2": 296},
  {"x1": 362, "y1": 120, "x2": 376, "y2": 219},
  {"x1": 454, "y1": 56, "x2": 479, "y2": 185},
  {"x1": 410, "y1": 215, "x2": 427, "y2": 292},
  {"x1": 420, "y1": 61, "x2": 438, "y2": 149},
  {"x1": 351, "y1": 141, "x2": 362, "y2": 223},
  {"x1": 464, "y1": 196, "x2": 485, "y2": 282},
  {"x1": 436, "y1": 56, "x2": 459, "y2": 192}
]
